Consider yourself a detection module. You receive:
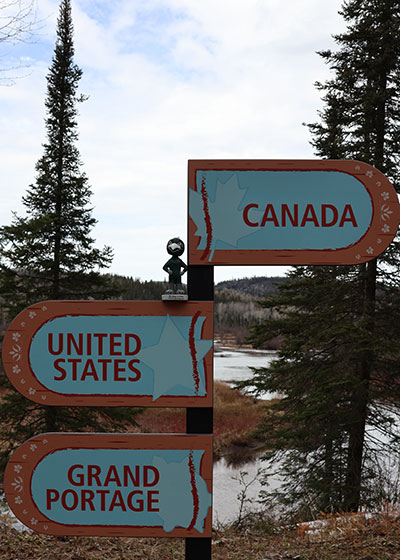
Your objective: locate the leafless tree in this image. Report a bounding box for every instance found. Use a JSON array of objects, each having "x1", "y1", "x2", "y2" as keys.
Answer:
[{"x1": 0, "y1": 0, "x2": 38, "y2": 84}]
